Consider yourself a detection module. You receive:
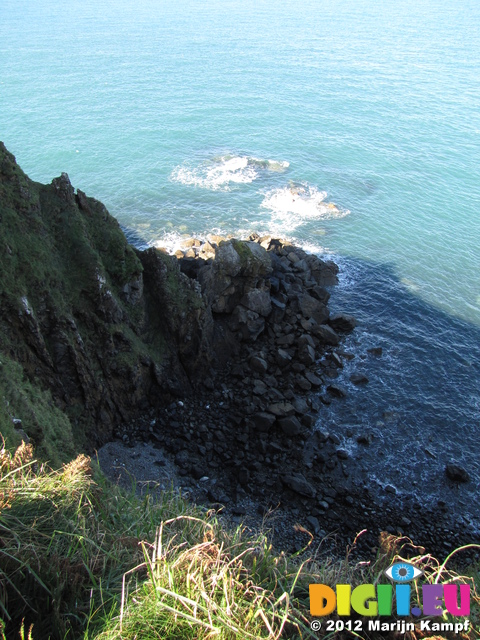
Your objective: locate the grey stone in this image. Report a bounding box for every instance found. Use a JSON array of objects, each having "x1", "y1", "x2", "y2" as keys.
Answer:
[
  {"x1": 242, "y1": 289, "x2": 272, "y2": 317},
  {"x1": 329, "y1": 313, "x2": 357, "y2": 332},
  {"x1": 311, "y1": 285, "x2": 330, "y2": 304},
  {"x1": 305, "y1": 371, "x2": 322, "y2": 387},
  {"x1": 278, "y1": 416, "x2": 303, "y2": 436},
  {"x1": 268, "y1": 402, "x2": 295, "y2": 417},
  {"x1": 298, "y1": 344, "x2": 316, "y2": 366},
  {"x1": 276, "y1": 348, "x2": 292, "y2": 367},
  {"x1": 282, "y1": 473, "x2": 316, "y2": 498},
  {"x1": 298, "y1": 294, "x2": 329, "y2": 324},
  {"x1": 307, "y1": 515, "x2": 321, "y2": 534},
  {"x1": 231, "y1": 305, "x2": 265, "y2": 341},
  {"x1": 312, "y1": 324, "x2": 340, "y2": 346}
]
